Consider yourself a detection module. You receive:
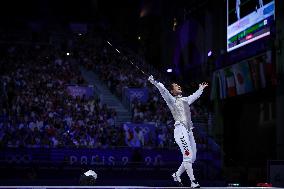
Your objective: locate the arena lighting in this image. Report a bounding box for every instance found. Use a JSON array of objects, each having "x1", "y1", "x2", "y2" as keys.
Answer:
[
  {"x1": 138, "y1": 36, "x2": 141, "y2": 40},
  {"x1": 207, "y1": 51, "x2": 212, "y2": 57},
  {"x1": 107, "y1": 41, "x2": 112, "y2": 46},
  {"x1": 66, "y1": 52, "x2": 70, "y2": 56},
  {"x1": 115, "y1": 49, "x2": 120, "y2": 53},
  {"x1": 167, "y1": 68, "x2": 173, "y2": 73},
  {"x1": 78, "y1": 33, "x2": 82, "y2": 36}
]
